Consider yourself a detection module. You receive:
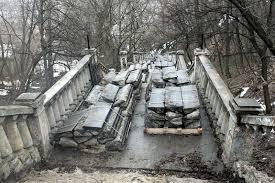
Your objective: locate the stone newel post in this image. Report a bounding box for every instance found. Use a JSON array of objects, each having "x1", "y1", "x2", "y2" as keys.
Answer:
[
  {"x1": 119, "y1": 50, "x2": 128, "y2": 70},
  {"x1": 15, "y1": 93, "x2": 52, "y2": 158}
]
